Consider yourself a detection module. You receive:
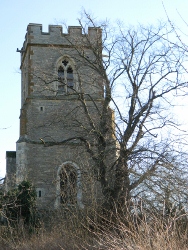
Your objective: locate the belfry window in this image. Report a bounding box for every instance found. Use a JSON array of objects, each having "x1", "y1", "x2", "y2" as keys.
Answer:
[
  {"x1": 67, "y1": 67, "x2": 74, "y2": 89},
  {"x1": 57, "y1": 59, "x2": 74, "y2": 94},
  {"x1": 58, "y1": 66, "x2": 65, "y2": 93},
  {"x1": 59, "y1": 165, "x2": 77, "y2": 205}
]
